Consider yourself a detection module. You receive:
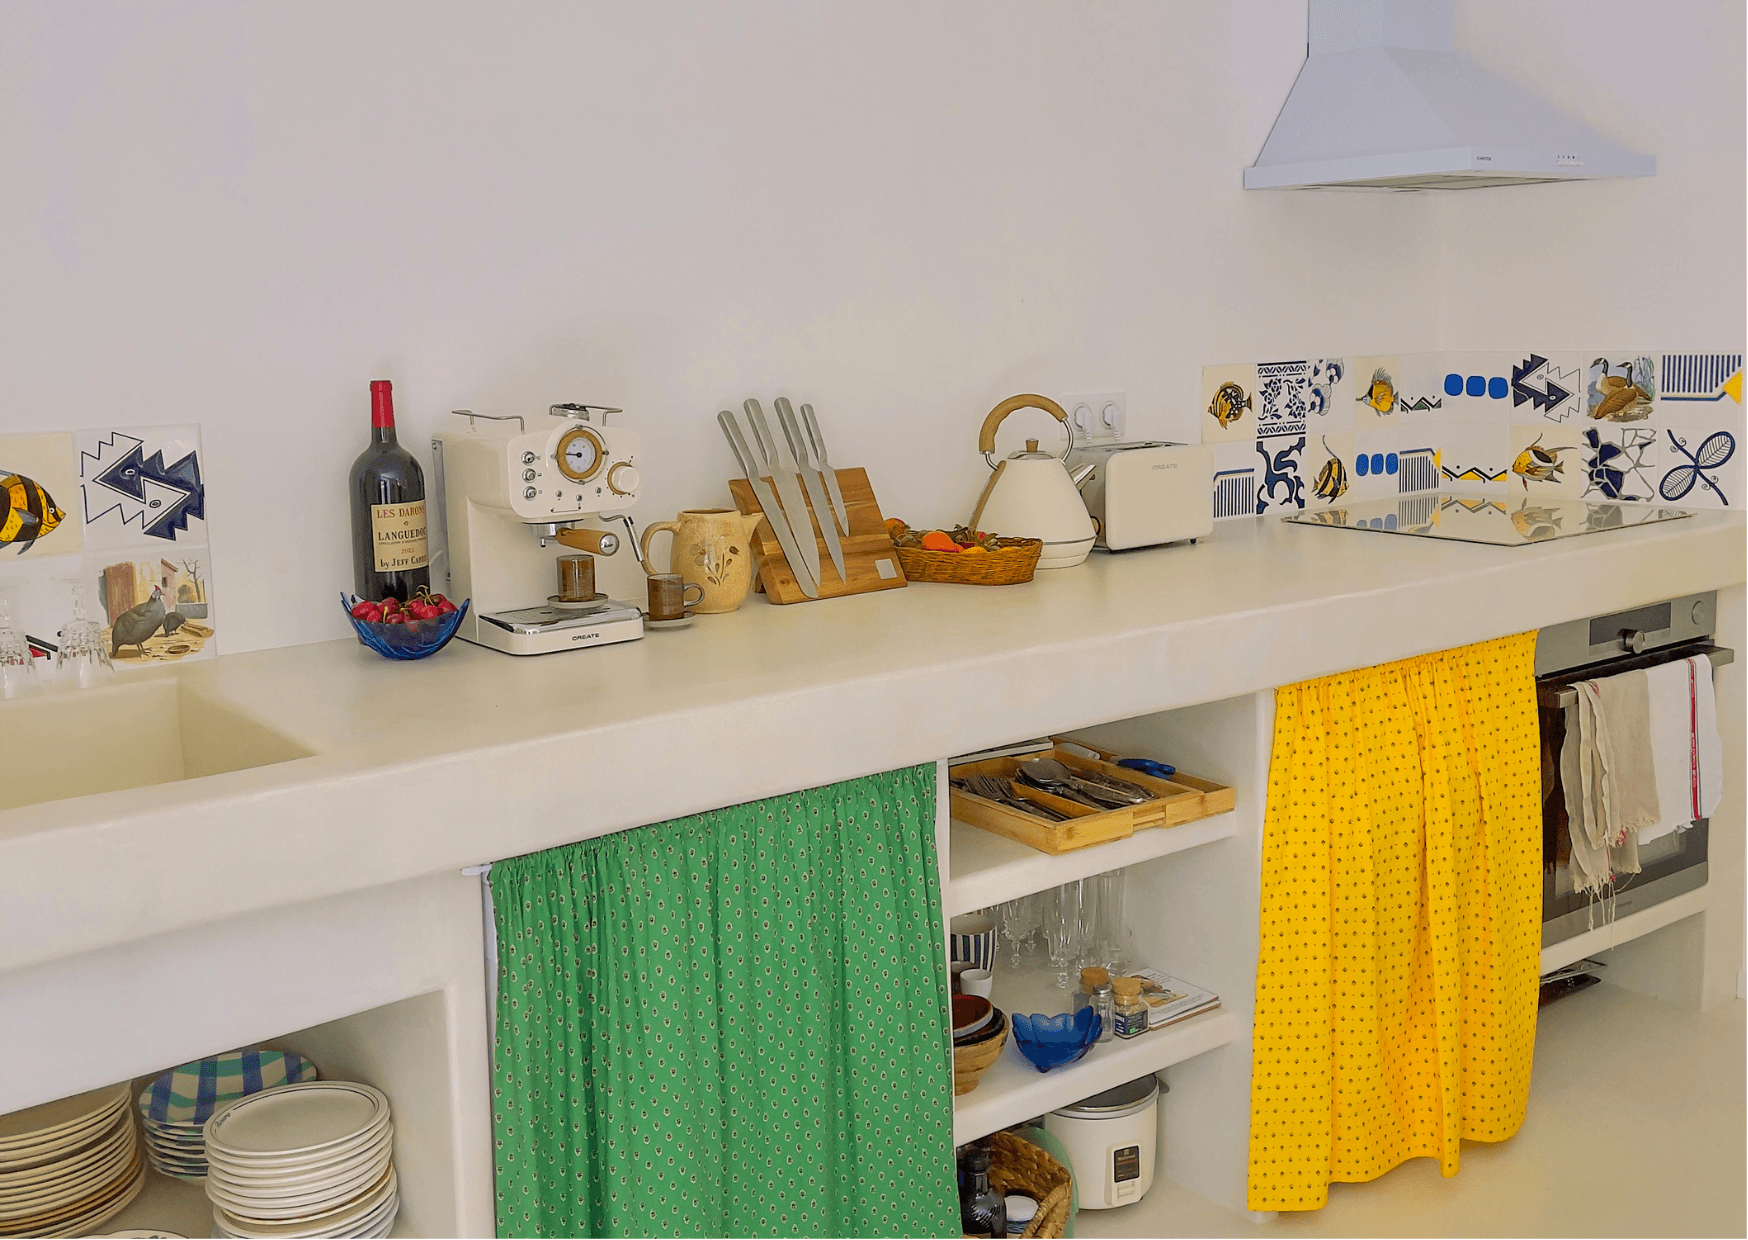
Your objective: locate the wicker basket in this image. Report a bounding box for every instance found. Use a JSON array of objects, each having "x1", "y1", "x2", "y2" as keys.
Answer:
[
  {"x1": 892, "y1": 537, "x2": 1042, "y2": 586},
  {"x1": 987, "y1": 1130, "x2": 1072, "y2": 1239},
  {"x1": 952, "y1": 1022, "x2": 1007, "y2": 1095}
]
